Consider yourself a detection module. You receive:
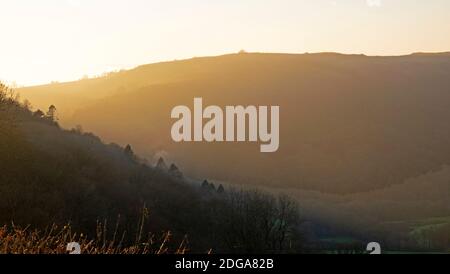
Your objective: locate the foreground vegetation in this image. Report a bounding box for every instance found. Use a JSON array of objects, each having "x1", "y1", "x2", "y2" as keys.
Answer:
[{"x1": 0, "y1": 222, "x2": 188, "y2": 254}]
